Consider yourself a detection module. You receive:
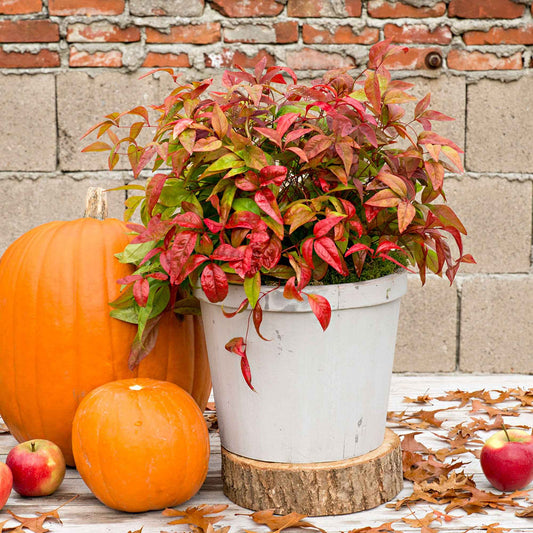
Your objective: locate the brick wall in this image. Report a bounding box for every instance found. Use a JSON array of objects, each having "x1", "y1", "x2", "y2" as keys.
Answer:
[{"x1": 0, "y1": 0, "x2": 532, "y2": 374}]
